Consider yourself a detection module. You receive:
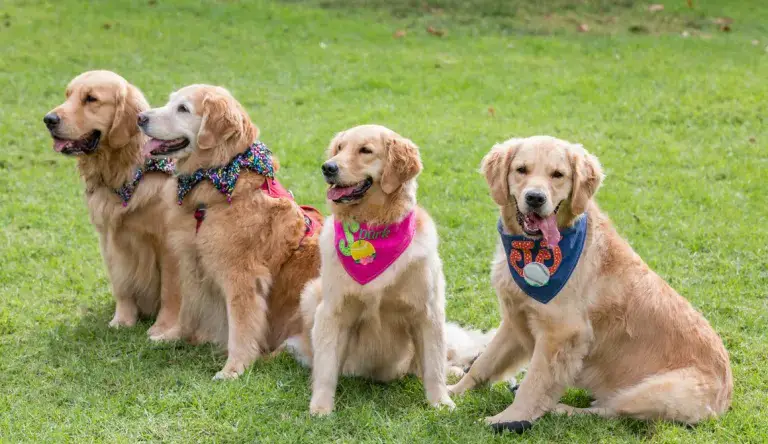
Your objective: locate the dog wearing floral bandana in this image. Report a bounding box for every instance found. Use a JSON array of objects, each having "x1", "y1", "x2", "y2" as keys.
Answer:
[
  {"x1": 449, "y1": 136, "x2": 732, "y2": 433},
  {"x1": 138, "y1": 84, "x2": 322, "y2": 380}
]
